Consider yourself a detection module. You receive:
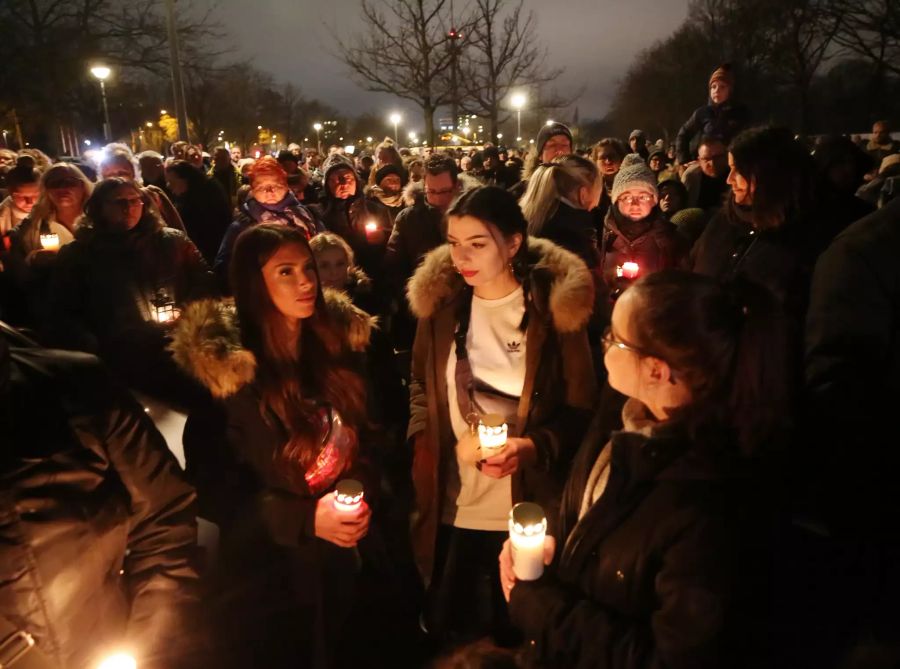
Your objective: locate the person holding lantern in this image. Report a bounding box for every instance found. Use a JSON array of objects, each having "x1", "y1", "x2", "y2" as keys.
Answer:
[
  {"x1": 597, "y1": 154, "x2": 687, "y2": 328},
  {"x1": 499, "y1": 270, "x2": 789, "y2": 668},
  {"x1": 44, "y1": 177, "x2": 216, "y2": 411},
  {"x1": 406, "y1": 185, "x2": 596, "y2": 644},
  {"x1": 173, "y1": 224, "x2": 378, "y2": 668}
]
